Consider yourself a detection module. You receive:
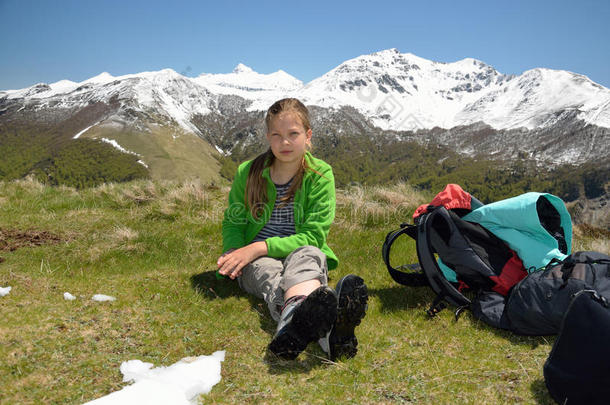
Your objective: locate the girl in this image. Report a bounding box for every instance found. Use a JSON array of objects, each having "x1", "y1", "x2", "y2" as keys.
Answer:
[{"x1": 217, "y1": 98, "x2": 368, "y2": 360}]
